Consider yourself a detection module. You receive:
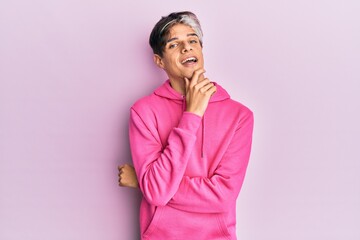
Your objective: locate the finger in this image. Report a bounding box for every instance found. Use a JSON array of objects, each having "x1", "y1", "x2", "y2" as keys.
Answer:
[
  {"x1": 198, "y1": 72, "x2": 205, "y2": 82},
  {"x1": 118, "y1": 166, "x2": 126, "y2": 174},
  {"x1": 190, "y1": 68, "x2": 206, "y2": 86},
  {"x1": 184, "y1": 77, "x2": 190, "y2": 90},
  {"x1": 195, "y1": 78, "x2": 212, "y2": 90},
  {"x1": 200, "y1": 82, "x2": 215, "y2": 93},
  {"x1": 206, "y1": 85, "x2": 217, "y2": 96},
  {"x1": 119, "y1": 177, "x2": 124, "y2": 184},
  {"x1": 119, "y1": 179, "x2": 128, "y2": 187}
]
